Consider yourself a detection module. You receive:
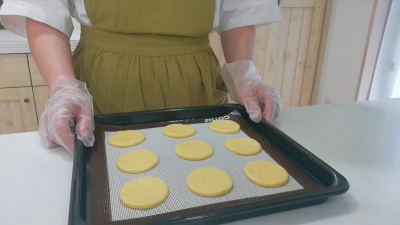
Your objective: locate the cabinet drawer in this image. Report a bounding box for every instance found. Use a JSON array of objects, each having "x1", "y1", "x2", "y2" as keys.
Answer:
[
  {"x1": 28, "y1": 54, "x2": 46, "y2": 86},
  {"x1": 0, "y1": 54, "x2": 31, "y2": 88}
]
